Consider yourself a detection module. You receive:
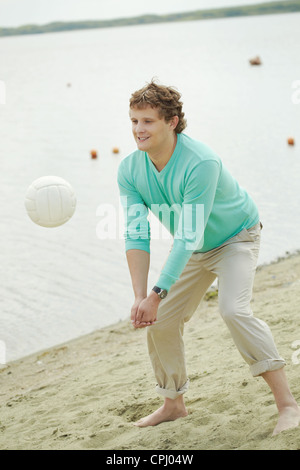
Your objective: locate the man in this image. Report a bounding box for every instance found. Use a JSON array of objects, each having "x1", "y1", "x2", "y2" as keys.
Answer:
[{"x1": 117, "y1": 80, "x2": 300, "y2": 435}]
